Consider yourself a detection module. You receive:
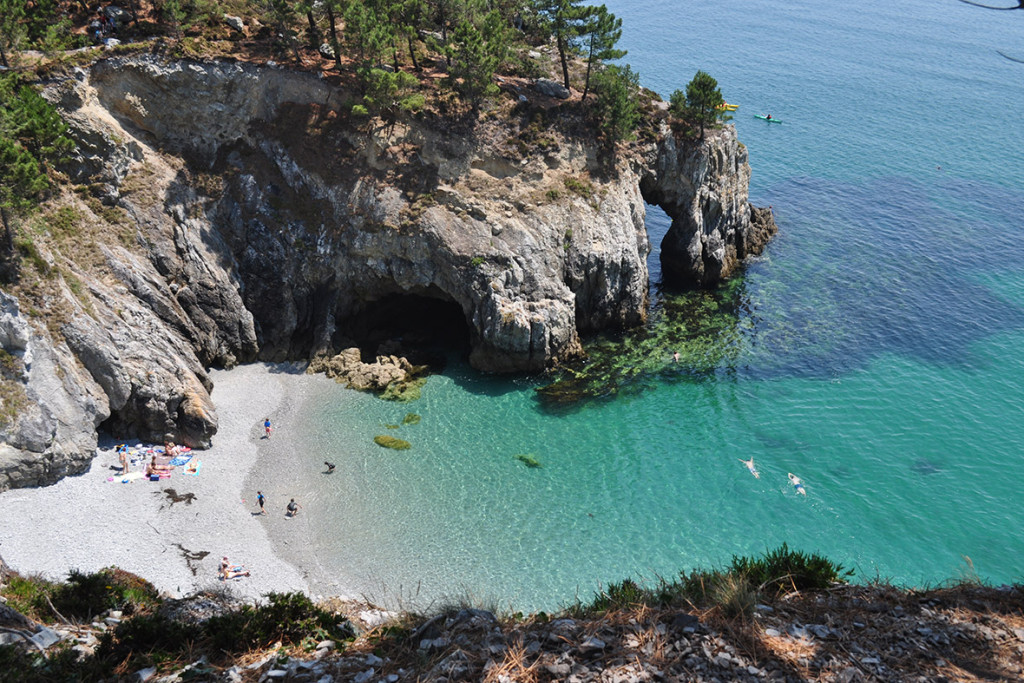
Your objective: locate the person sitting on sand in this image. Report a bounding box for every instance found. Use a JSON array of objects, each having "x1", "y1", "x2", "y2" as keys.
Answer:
[
  {"x1": 219, "y1": 556, "x2": 250, "y2": 580},
  {"x1": 165, "y1": 442, "x2": 180, "y2": 457},
  {"x1": 286, "y1": 498, "x2": 302, "y2": 517}
]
